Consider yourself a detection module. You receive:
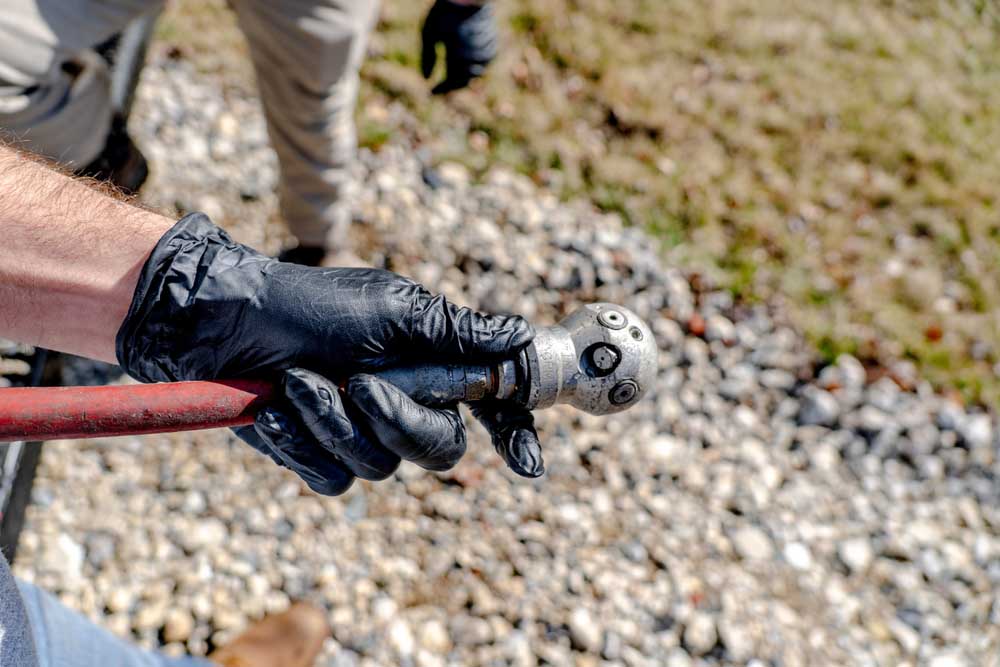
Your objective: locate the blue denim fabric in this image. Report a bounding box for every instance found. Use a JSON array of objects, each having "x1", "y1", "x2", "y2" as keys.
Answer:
[
  {"x1": 1, "y1": 553, "x2": 38, "y2": 666},
  {"x1": 15, "y1": 575, "x2": 213, "y2": 667}
]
